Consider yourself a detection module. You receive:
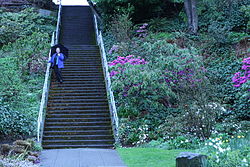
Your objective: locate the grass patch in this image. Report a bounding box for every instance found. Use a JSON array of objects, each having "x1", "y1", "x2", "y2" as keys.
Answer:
[{"x1": 117, "y1": 148, "x2": 194, "y2": 167}]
